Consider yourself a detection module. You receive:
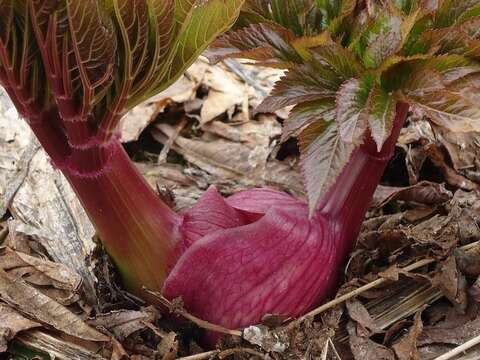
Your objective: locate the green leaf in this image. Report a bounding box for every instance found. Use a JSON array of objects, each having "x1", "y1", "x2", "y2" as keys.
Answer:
[
  {"x1": 435, "y1": 0, "x2": 480, "y2": 27},
  {"x1": 207, "y1": 23, "x2": 299, "y2": 65},
  {"x1": 0, "y1": 0, "x2": 13, "y2": 46},
  {"x1": 311, "y1": 42, "x2": 363, "y2": 79},
  {"x1": 257, "y1": 62, "x2": 340, "y2": 113},
  {"x1": 316, "y1": 0, "x2": 356, "y2": 28},
  {"x1": 366, "y1": 86, "x2": 398, "y2": 150},
  {"x1": 299, "y1": 121, "x2": 355, "y2": 215},
  {"x1": 66, "y1": 0, "x2": 117, "y2": 114},
  {"x1": 350, "y1": 11, "x2": 404, "y2": 68},
  {"x1": 405, "y1": 69, "x2": 480, "y2": 132},
  {"x1": 239, "y1": 0, "x2": 327, "y2": 36},
  {"x1": 281, "y1": 98, "x2": 336, "y2": 141},
  {"x1": 113, "y1": 0, "x2": 150, "y2": 81},
  {"x1": 335, "y1": 76, "x2": 374, "y2": 144},
  {"x1": 163, "y1": 0, "x2": 245, "y2": 88}
]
